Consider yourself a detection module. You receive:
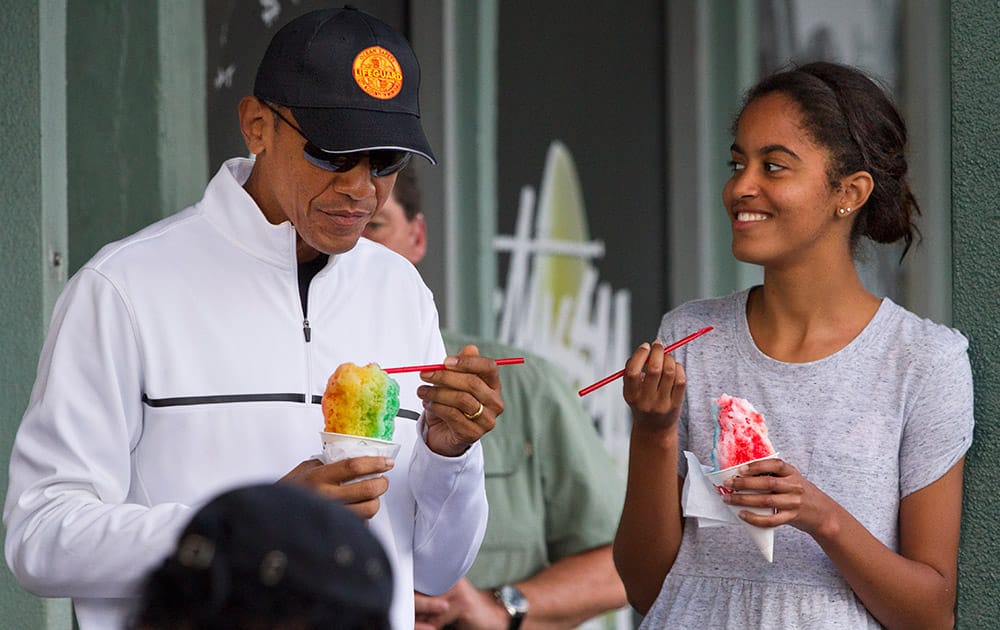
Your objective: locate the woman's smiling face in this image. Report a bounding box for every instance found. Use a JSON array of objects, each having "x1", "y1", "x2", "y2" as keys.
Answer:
[{"x1": 723, "y1": 92, "x2": 847, "y2": 270}]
